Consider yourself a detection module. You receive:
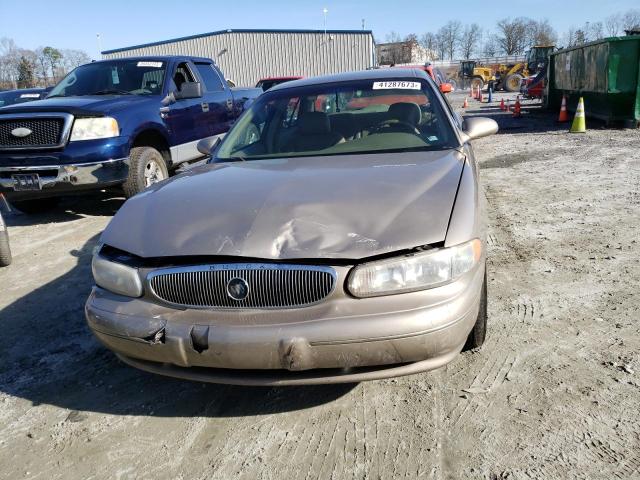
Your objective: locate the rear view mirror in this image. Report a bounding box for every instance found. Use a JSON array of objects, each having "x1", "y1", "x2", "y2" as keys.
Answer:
[
  {"x1": 174, "y1": 82, "x2": 202, "y2": 100},
  {"x1": 439, "y1": 83, "x2": 453, "y2": 94},
  {"x1": 461, "y1": 117, "x2": 498, "y2": 141},
  {"x1": 197, "y1": 136, "x2": 222, "y2": 156}
]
